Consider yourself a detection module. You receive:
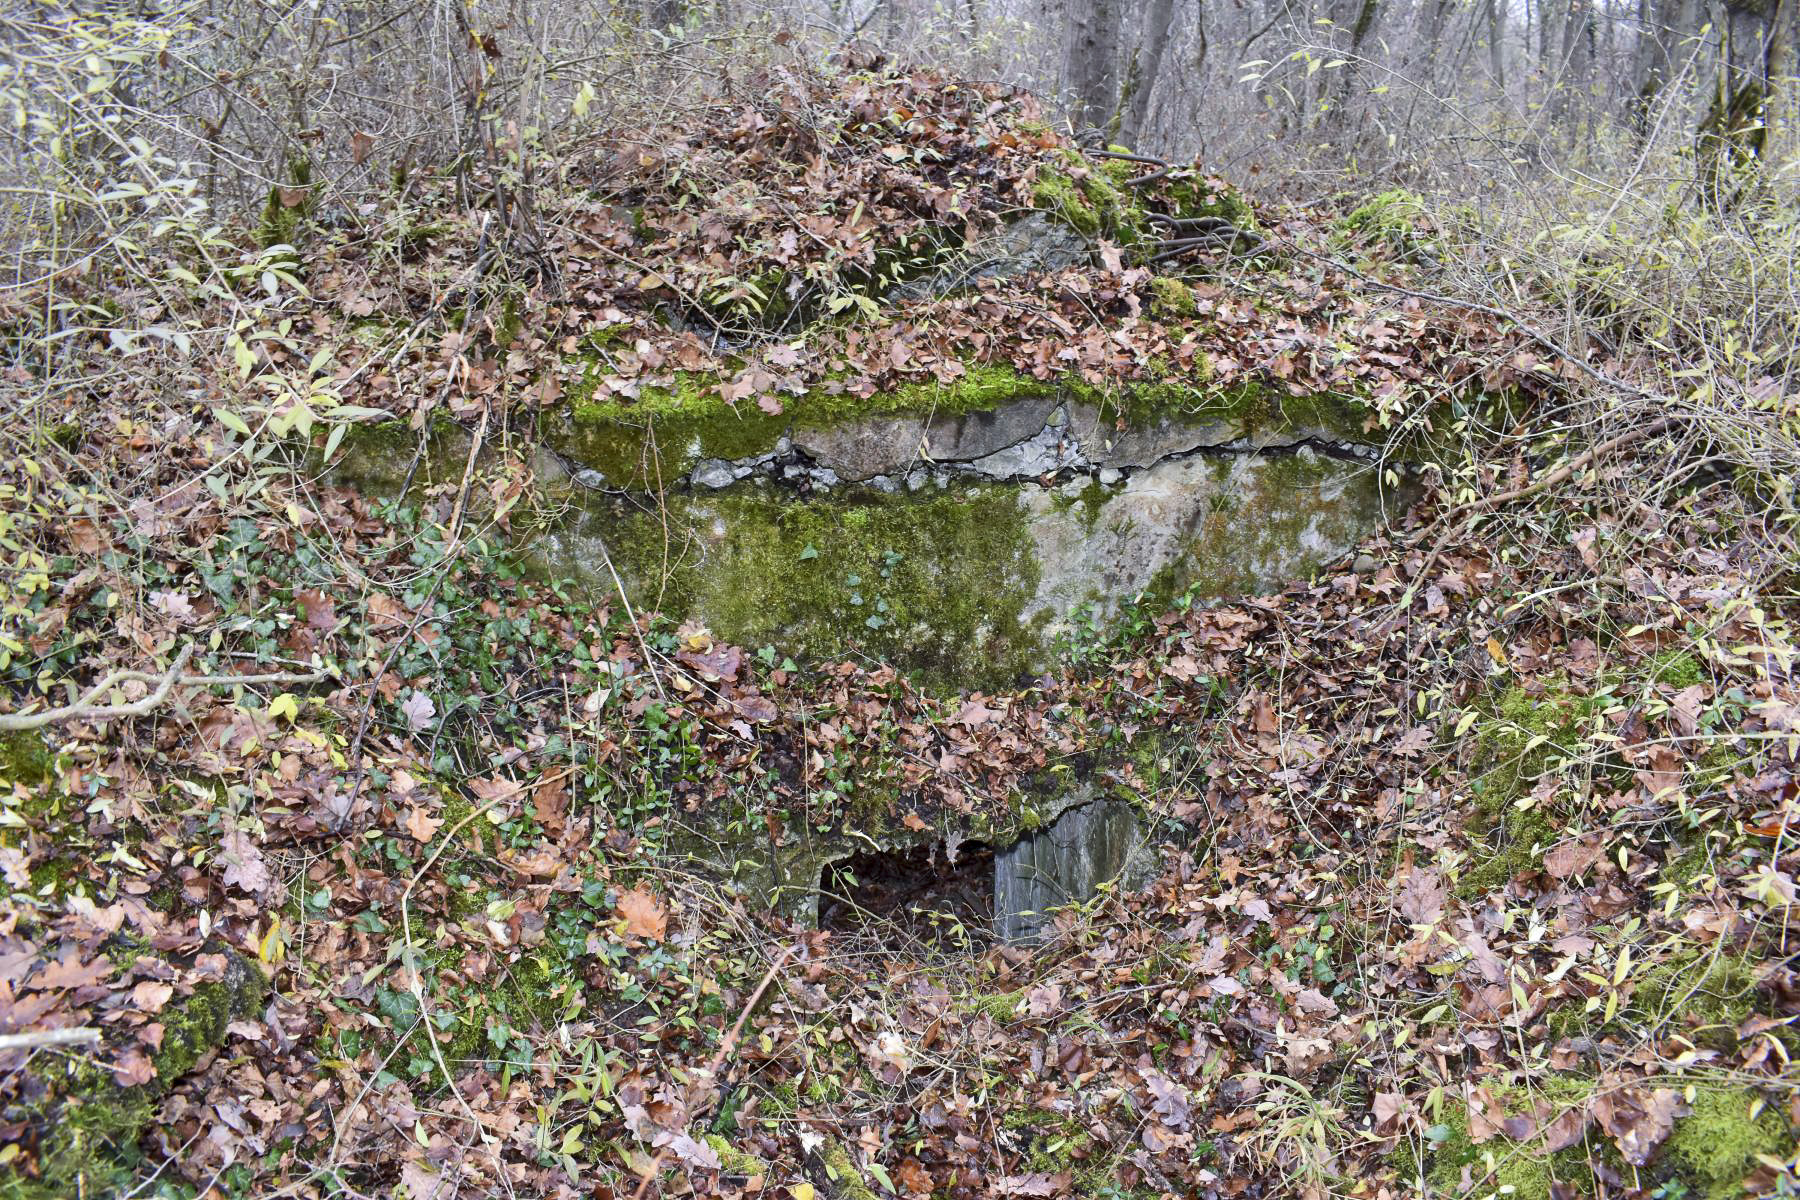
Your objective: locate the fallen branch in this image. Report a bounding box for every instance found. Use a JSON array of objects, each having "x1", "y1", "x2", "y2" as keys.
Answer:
[
  {"x1": 1146, "y1": 213, "x2": 1238, "y2": 232},
  {"x1": 629, "y1": 942, "x2": 797, "y2": 1199},
  {"x1": 0, "y1": 1027, "x2": 102, "y2": 1052},
  {"x1": 0, "y1": 645, "x2": 331, "y2": 732},
  {"x1": 1413, "y1": 416, "x2": 1678, "y2": 540},
  {"x1": 1152, "y1": 230, "x2": 1265, "y2": 263},
  {"x1": 1398, "y1": 416, "x2": 1679, "y2": 609},
  {"x1": 1089, "y1": 149, "x2": 1168, "y2": 168}
]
